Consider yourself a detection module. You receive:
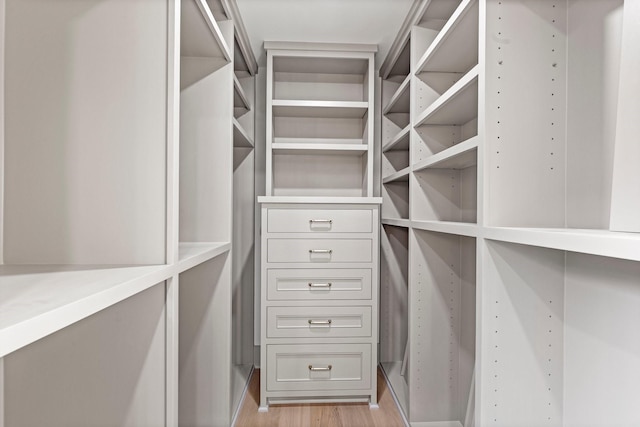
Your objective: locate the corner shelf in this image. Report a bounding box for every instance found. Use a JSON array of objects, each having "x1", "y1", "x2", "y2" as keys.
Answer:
[
  {"x1": 181, "y1": 0, "x2": 232, "y2": 64},
  {"x1": 177, "y1": 241, "x2": 232, "y2": 273},
  {"x1": 383, "y1": 167, "x2": 411, "y2": 183},
  {"x1": 414, "y1": 65, "x2": 478, "y2": 127},
  {"x1": 381, "y1": 218, "x2": 411, "y2": 228},
  {"x1": 233, "y1": 117, "x2": 254, "y2": 148},
  {"x1": 415, "y1": 0, "x2": 478, "y2": 74},
  {"x1": 383, "y1": 74, "x2": 411, "y2": 115},
  {"x1": 412, "y1": 220, "x2": 478, "y2": 237},
  {"x1": 233, "y1": 74, "x2": 250, "y2": 113},
  {"x1": 413, "y1": 135, "x2": 478, "y2": 171},
  {"x1": 382, "y1": 124, "x2": 411, "y2": 152}
]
